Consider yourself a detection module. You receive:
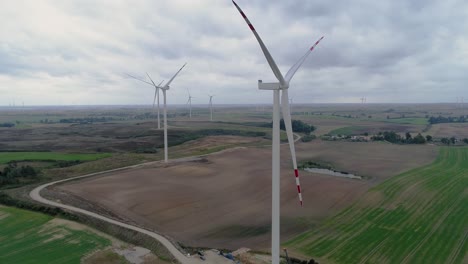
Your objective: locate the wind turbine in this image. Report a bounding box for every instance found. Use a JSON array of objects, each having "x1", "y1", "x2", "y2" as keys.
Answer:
[
  {"x1": 127, "y1": 63, "x2": 186, "y2": 163},
  {"x1": 289, "y1": 97, "x2": 293, "y2": 113},
  {"x1": 208, "y1": 94, "x2": 215, "y2": 121},
  {"x1": 126, "y1": 73, "x2": 162, "y2": 129},
  {"x1": 146, "y1": 63, "x2": 187, "y2": 163},
  {"x1": 232, "y1": 1, "x2": 324, "y2": 264},
  {"x1": 186, "y1": 89, "x2": 194, "y2": 119}
]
